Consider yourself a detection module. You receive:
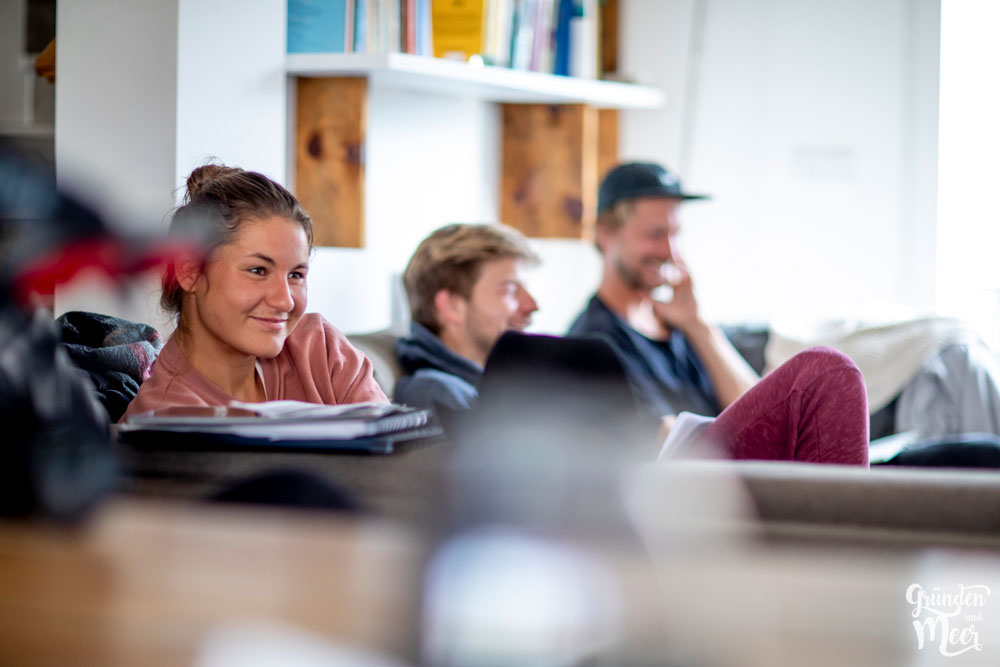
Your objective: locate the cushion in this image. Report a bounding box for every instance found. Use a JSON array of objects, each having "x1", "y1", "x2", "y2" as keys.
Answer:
[{"x1": 348, "y1": 330, "x2": 403, "y2": 397}]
